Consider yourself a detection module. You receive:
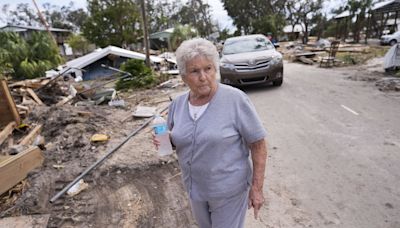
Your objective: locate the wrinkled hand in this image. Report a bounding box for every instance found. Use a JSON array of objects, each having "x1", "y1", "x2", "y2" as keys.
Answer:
[{"x1": 248, "y1": 186, "x2": 265, "y2": 219}]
